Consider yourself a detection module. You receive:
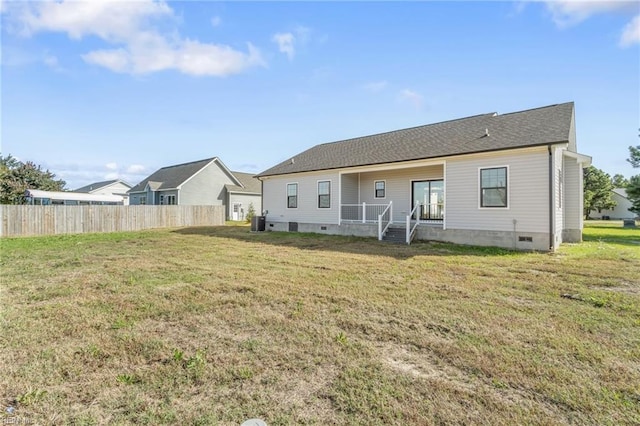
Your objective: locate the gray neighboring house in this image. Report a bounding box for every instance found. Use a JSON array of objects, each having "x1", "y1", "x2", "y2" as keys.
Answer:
[
  {"x1": 128, "y1": 157, "x2": 261, "y2": 220},
  {"x1": 75, "y1": 179, "x2": 132, "y2": 204},
  {"x1": 257, "y1": 102, "x2": 591, "y2": 251}
]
